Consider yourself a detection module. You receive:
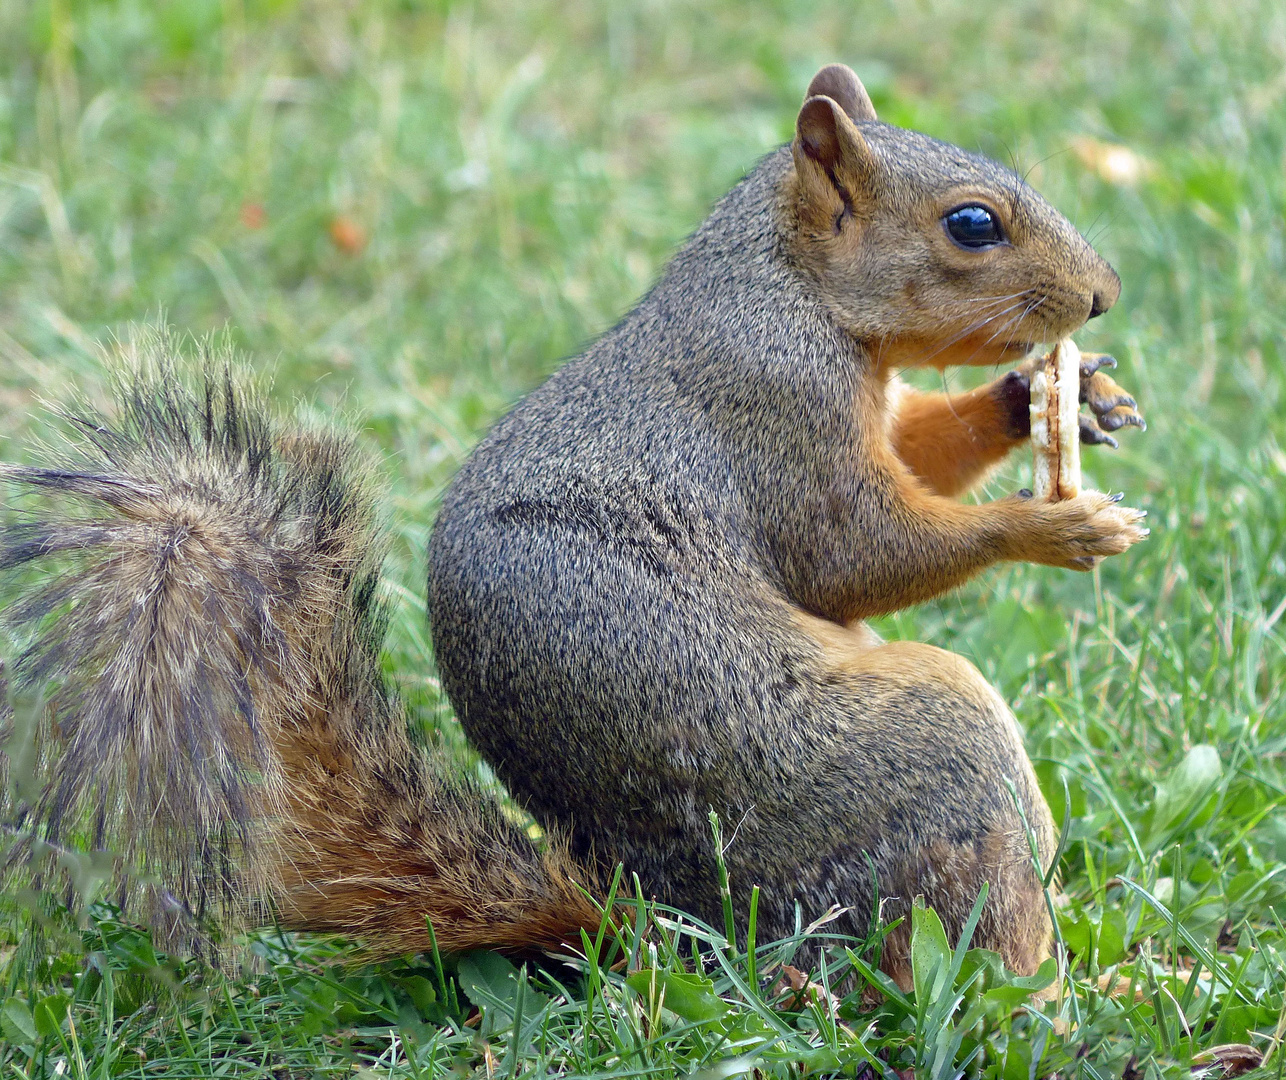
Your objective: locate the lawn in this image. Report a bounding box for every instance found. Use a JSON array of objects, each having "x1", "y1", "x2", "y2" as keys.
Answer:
[{"x1": 1, "y1": 0, "x2": 1285, "y2": 1075}]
